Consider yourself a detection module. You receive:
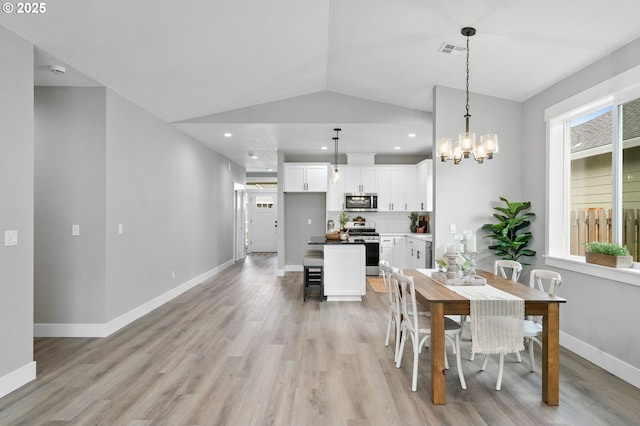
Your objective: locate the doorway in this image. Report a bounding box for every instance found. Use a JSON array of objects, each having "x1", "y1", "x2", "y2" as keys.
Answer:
[{"x1": 248, "y1": 190, "x2": 277, "y2": 253}]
